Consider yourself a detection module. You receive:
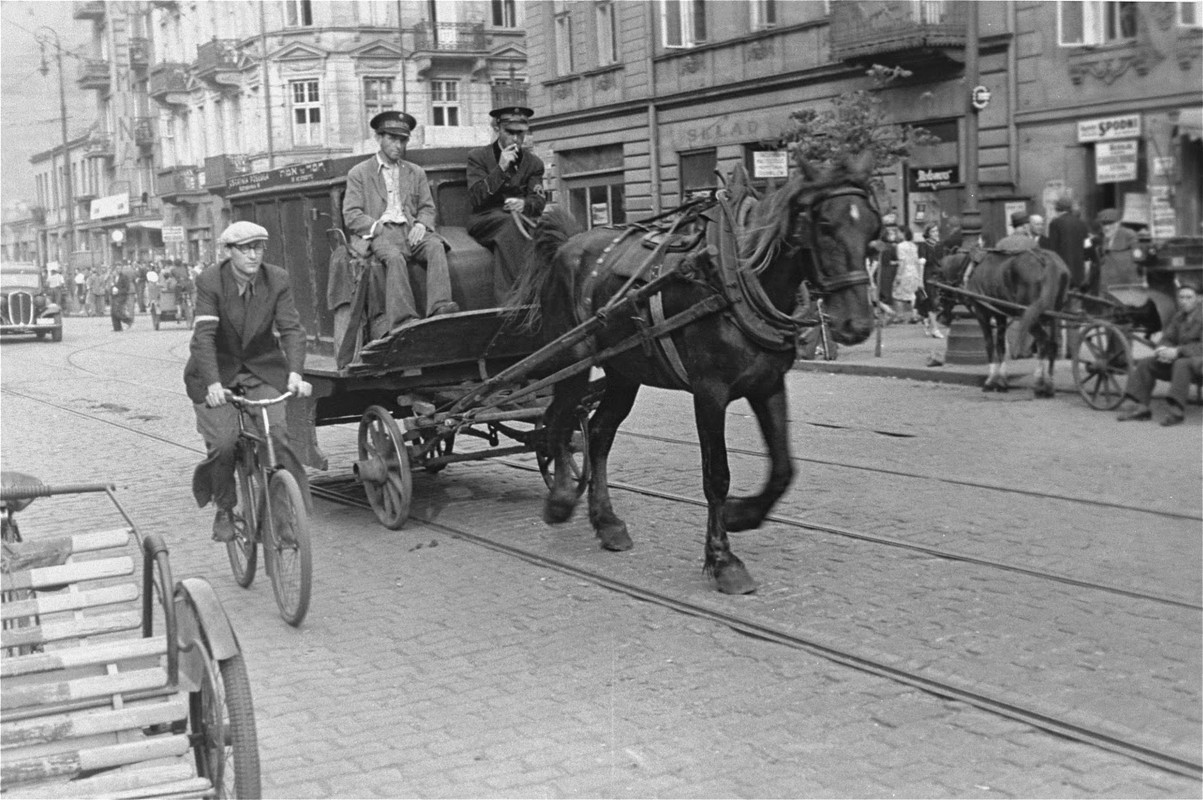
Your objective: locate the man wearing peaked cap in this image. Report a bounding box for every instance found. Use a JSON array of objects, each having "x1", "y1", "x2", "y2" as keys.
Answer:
[
  {"x1": 467, "y1": 104, "x2": 546, "y2": 304},
  {"x1": 995, "y1": 209, "x2": 1038, "y2": 252},
  {"x1": 184, "y1": 220, "x2": 312, "y2": 543},
  {"x1": 343, "y1": 109, "x2": 458, "y2": 335}
]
